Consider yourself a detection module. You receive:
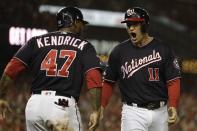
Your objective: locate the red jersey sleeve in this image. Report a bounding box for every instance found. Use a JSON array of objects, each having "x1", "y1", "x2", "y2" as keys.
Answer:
[
  {"x1": 4, "y1": 58, "x2": 27, "y2": 80},
  {"x1": 85, "y1": 69, "x2": 102, "y2": 89},
  {"x1": 167, "y1": 78, "x2": 180, "y2": 108},
  {"x1": 101, "y1": 81, "x2": 114, "y2": 107}
]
